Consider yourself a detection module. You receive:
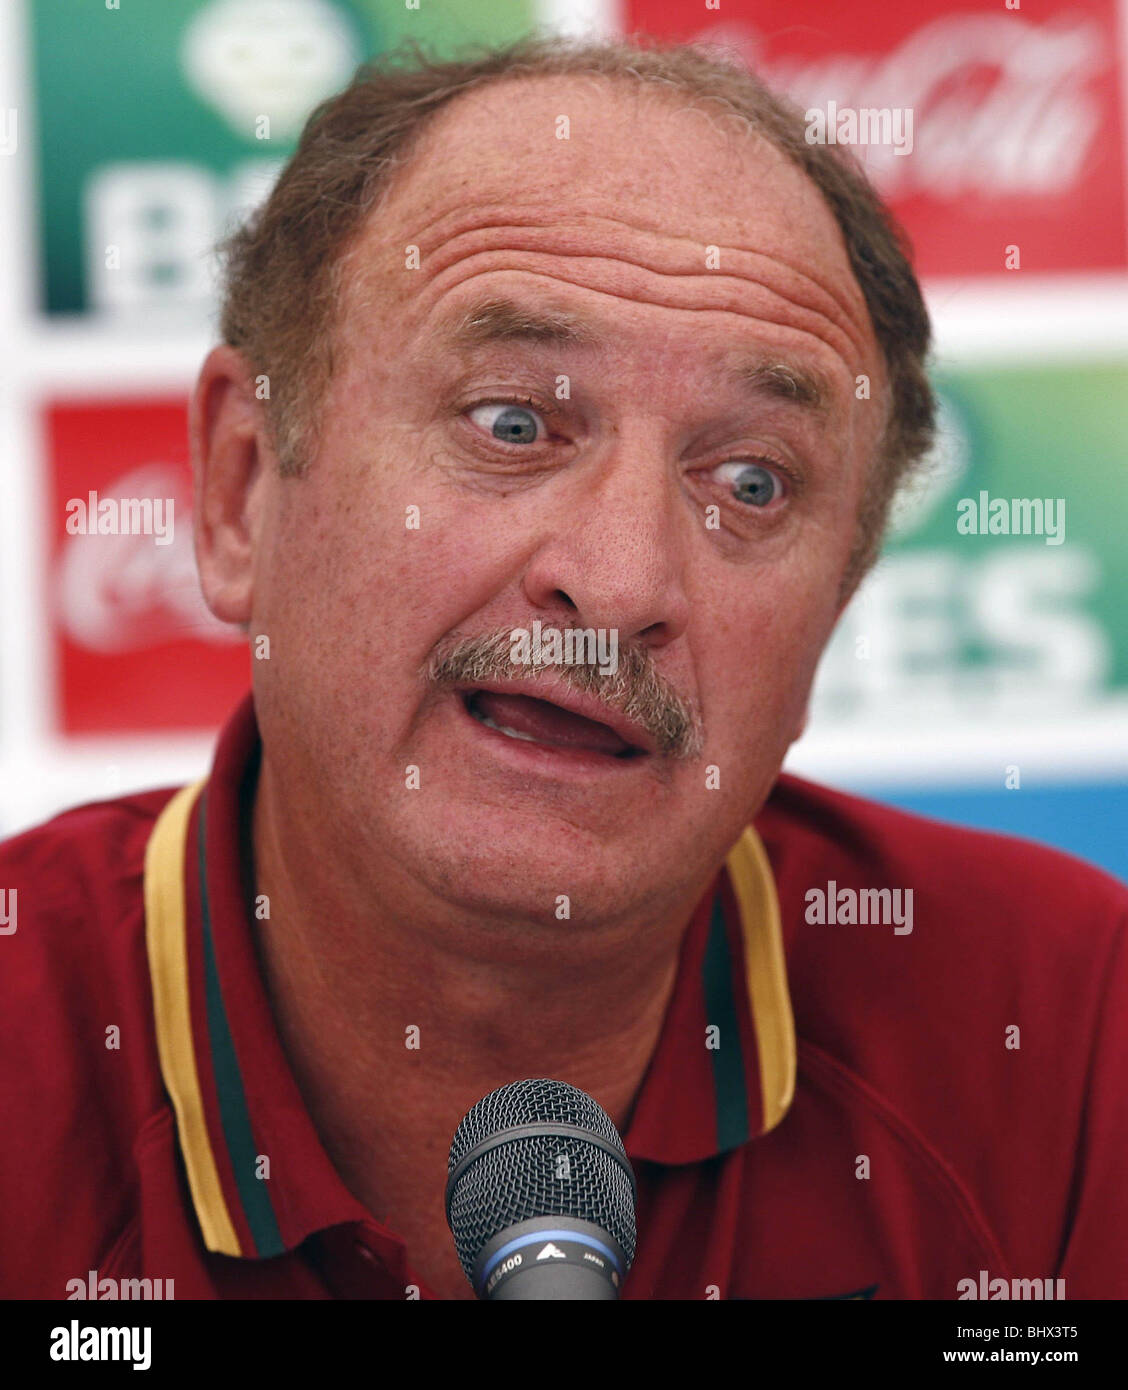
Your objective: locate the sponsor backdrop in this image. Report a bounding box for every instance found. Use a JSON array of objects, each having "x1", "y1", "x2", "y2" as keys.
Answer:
[
  {"x1": 47, "y1": 398, "x2": 245, "y2": 734},
  {"x1": 31, "y1": 0, "x2": 536, "y2": 317},
  {"x1": 626, "y1": 0, "x2": 1128, "y2": 276},
  {"x1": 1, "y1": 0, "x2": 1125, "y2": 883}
]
